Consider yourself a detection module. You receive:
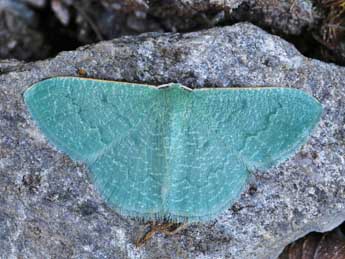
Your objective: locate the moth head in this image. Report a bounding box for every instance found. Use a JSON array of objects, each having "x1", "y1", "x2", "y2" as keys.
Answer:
[{"x1": 157, "y1": 83, "x2": 193, "y2": 92}]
